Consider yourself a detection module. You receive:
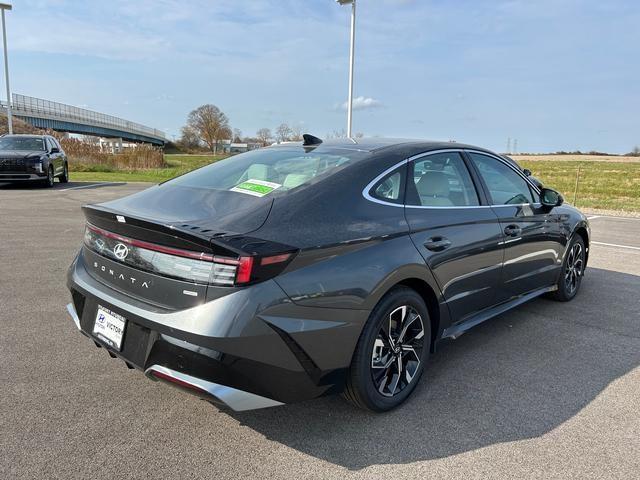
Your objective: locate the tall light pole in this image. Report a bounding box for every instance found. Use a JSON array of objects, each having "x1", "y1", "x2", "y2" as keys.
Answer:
[
  {"x1": 0, "y1": 3, "x2": 12, "y2": 134},
  {"x1": 336, "y1": 0, "x2": 356, "y2": 139}
]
